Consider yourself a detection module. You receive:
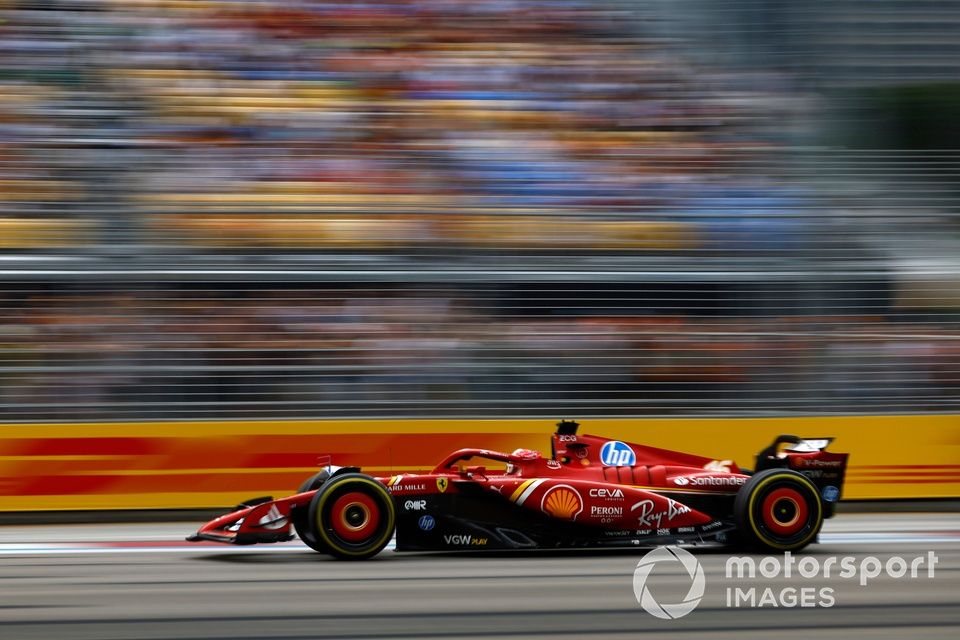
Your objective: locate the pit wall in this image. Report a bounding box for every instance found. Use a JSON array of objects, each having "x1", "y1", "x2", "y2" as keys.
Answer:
[{"x1": 1, "y1": 415, "x2": 957, "y2": 511}]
